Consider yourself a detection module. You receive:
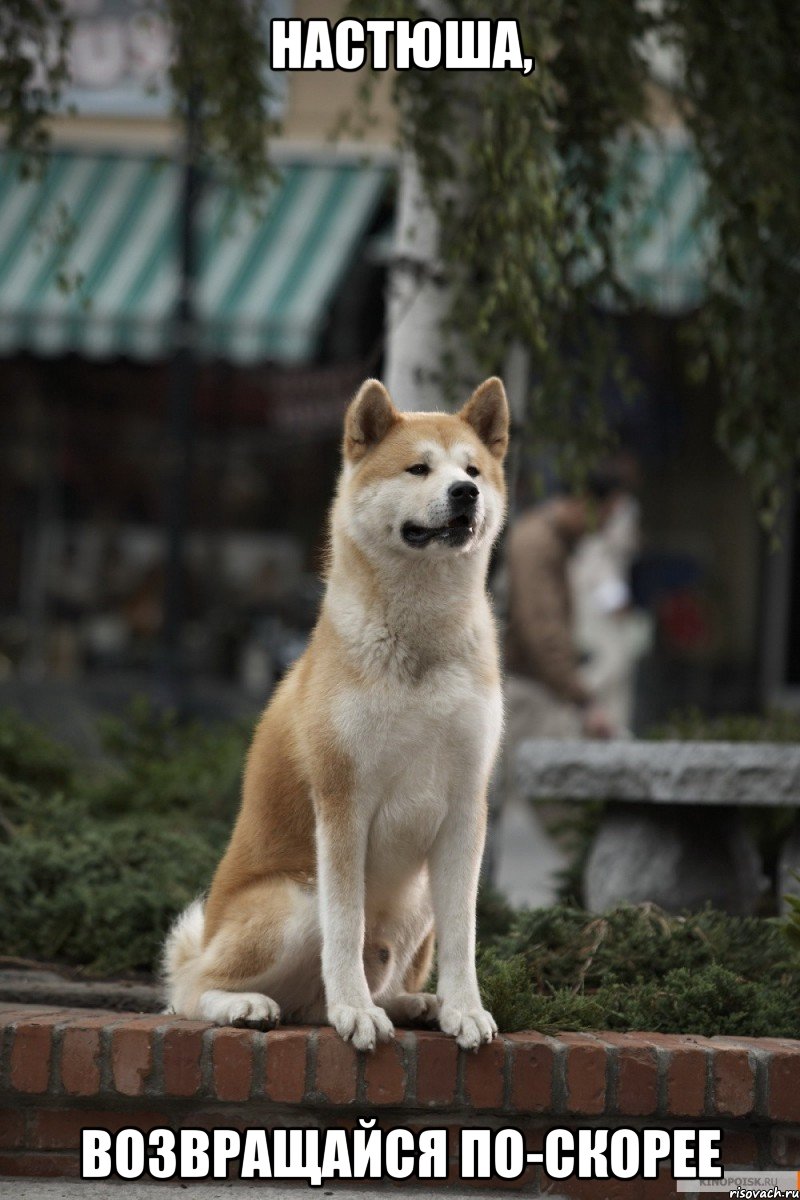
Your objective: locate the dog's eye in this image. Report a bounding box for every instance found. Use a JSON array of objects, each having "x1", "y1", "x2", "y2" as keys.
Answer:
[
  {"x1": 466, "y1": 465, "x2": 480, "y2": 478},
  {"x1": 406, "y1": 463, "x2": 430, "y2": 476}
]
